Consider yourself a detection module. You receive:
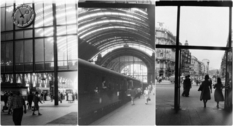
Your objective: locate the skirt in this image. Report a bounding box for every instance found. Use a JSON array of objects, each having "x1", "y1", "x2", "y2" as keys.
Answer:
[{"x1": 214, "y1": 89, "x2": 224, "y2": 102}]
